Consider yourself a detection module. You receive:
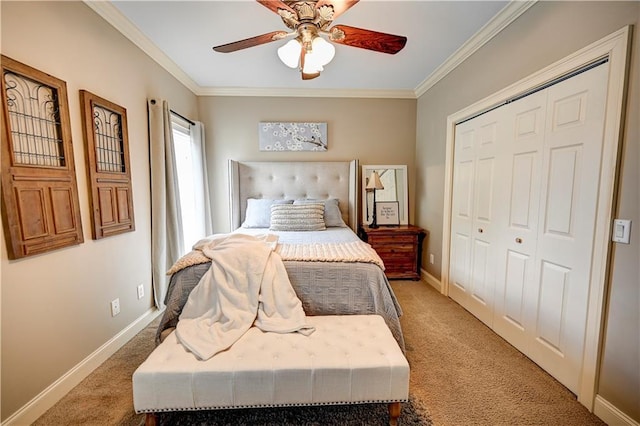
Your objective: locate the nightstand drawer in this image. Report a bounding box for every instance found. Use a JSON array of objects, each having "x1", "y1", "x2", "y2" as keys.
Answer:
[
  {"x1": 360, "y1": 225, "x2": 427, "y2": 280},
  {"x1": 385, "y1": 261, "x2": 417, "y2": 273},
  {"x1": 368, "y1": 235, "x2": 416, "y2": 245},
  {"x1": 375, "y1": 245, "x2": 414, "y2": 256}
]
